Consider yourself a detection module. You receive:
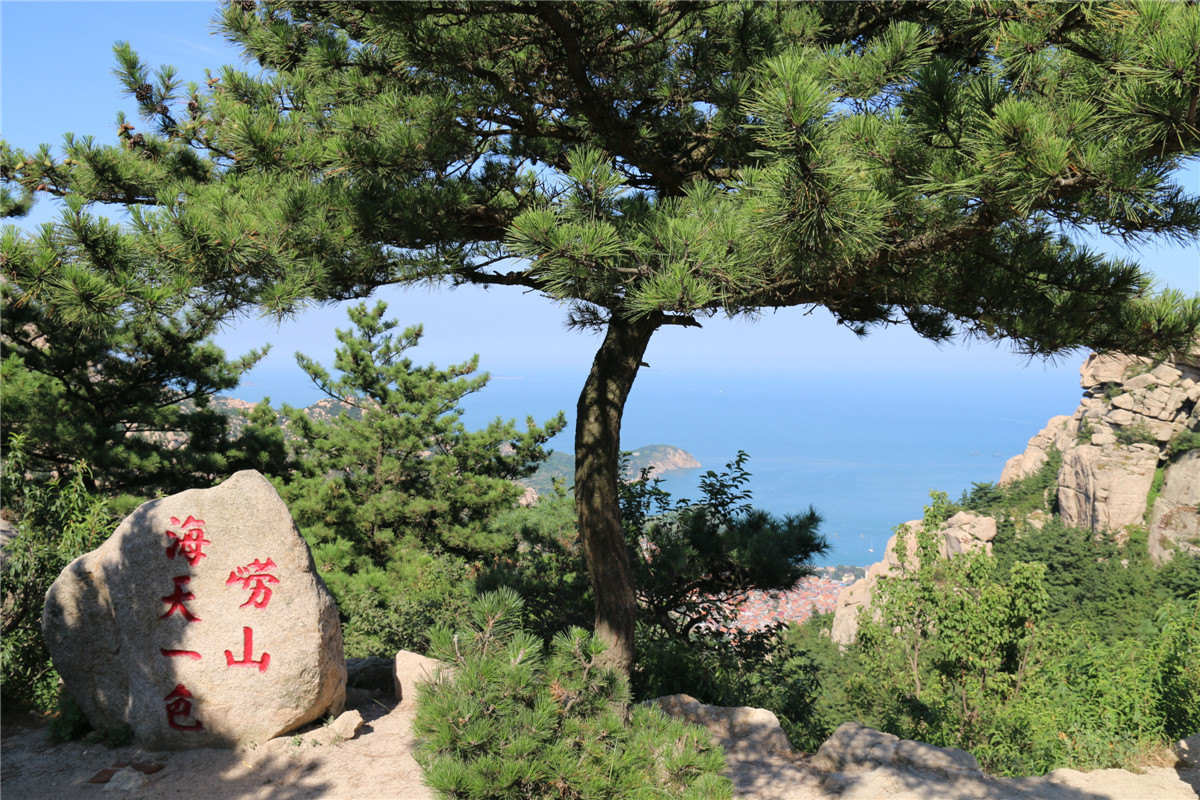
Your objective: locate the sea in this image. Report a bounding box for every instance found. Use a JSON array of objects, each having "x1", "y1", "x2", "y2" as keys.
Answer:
[
  {"x1": 237, "y1": 356, "x2": 1081, "y2": 568},
  {"x1": 444, "y1": 366, "x2": 1082, "y2": 568}
]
